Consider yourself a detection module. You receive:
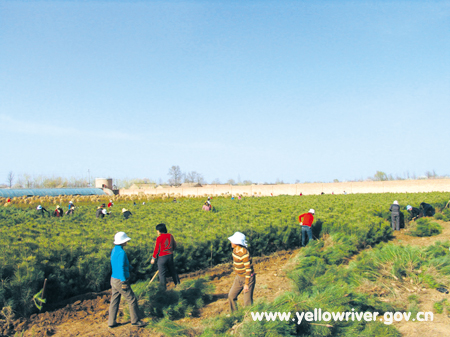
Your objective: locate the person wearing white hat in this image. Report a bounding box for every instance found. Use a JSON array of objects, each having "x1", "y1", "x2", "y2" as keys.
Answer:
[
  {"x1": 108, "y1": 232, "x2": 146, "y2": 328},
  {"x1": 389, "y1": 201, "x2": 401, "y2": 231},
  {"x1": 299, "y1": 209, "x2": 315, "y2": 247},
  {"x1": 36, "y1": 204, "x2": 49, "y2": 218},
  {"x1": 406, "y1": 205, "x2": 421, "y2": 221},
  {"x1": 66, "y1": 200, "x2": 75, "y2": 216},
  {"x1": 227, "y1": 232, "x2": 255, "y2": 312}
]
